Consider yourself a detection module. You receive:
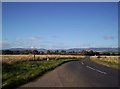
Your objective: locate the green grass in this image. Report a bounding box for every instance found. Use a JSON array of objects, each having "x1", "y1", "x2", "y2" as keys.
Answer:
[{"x1": 2, "y1": 58, "x2": 81, "y2": 89}]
